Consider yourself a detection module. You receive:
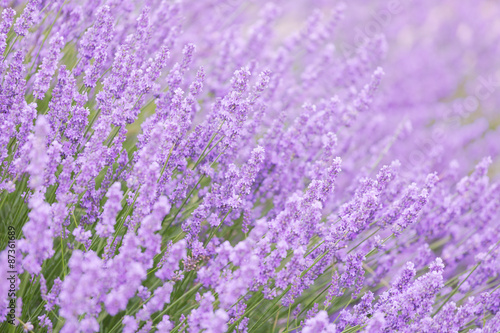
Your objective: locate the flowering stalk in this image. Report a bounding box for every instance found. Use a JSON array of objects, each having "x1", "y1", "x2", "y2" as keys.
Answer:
[{"x1": 1, "y1": 1, "x2": 500, "y2": 332}]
